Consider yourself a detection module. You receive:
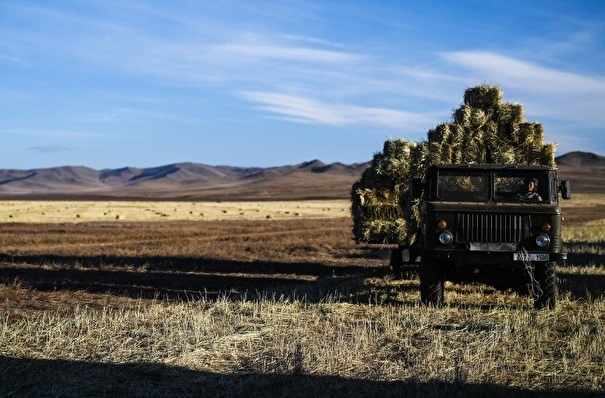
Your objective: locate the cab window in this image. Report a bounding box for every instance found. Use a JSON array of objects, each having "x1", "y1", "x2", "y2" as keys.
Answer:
[
  {"x1": 494, "y1": 172, "x2": 548, "y2": 202},
  {"x1": 436, "y1": 171, "x2": 489, "y2": 201}
]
